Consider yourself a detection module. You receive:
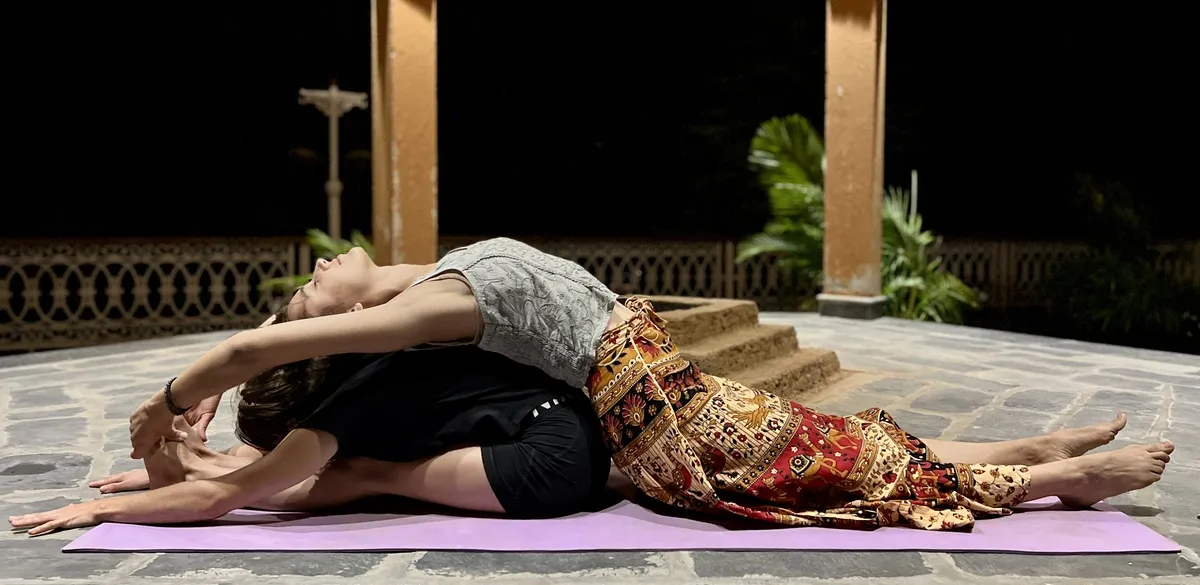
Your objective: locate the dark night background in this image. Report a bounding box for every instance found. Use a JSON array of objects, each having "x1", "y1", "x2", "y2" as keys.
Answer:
[{"x1": 5, "y1": 2, "x2": 1199, "y2": 242}]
